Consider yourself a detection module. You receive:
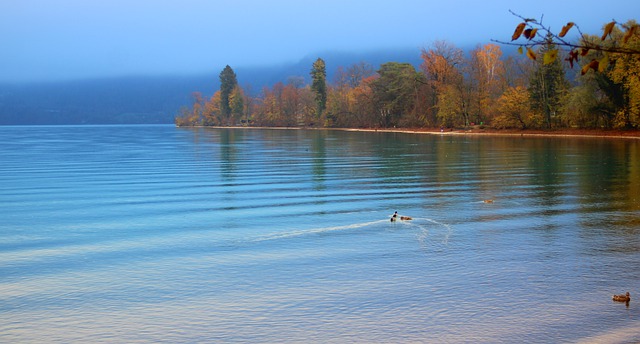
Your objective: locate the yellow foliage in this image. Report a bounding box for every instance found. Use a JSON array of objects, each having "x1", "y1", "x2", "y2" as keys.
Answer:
[
  {"x1": 598, "y1": 55, "x2": 609, "y2": 72},
  {"x1": 203, "y1": 91, "x2": 222, "y2": 125},
  {"x1": 623, "y1": 25, "x2": 638, "y2": 44},
  {"x1": 436, "y1": 84, "x2": 464, "y2": 127},
  {"x1": 543, "y1": 50, "x2": 558, "y2": 65},
  {"x1": 607, "y1": 34, "x2": 640, "y2": 127},
  {"x1": 494, "y1": 86, "x2": 539, "y2": 128}
]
